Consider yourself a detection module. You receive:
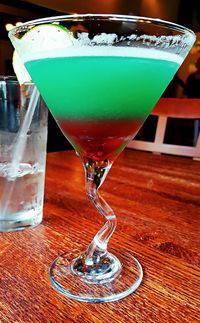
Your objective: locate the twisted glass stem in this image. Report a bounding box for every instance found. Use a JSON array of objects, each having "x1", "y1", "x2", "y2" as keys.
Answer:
[
  {"x1": 84, "y1": 158, "x2": 116, "y2": 260},
  {"x1": 72, "y1": 157, "x2": 121, "y2": 283}
]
